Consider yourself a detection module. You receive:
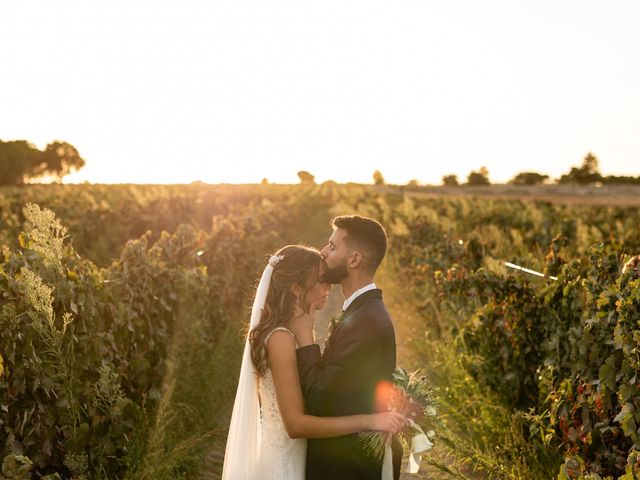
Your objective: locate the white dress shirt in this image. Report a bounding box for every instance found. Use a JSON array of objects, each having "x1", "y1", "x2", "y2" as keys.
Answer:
[{"x1": 342, "y1": 282, "x2": 377, "y2": 311}]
